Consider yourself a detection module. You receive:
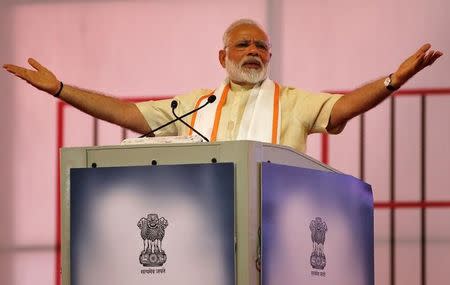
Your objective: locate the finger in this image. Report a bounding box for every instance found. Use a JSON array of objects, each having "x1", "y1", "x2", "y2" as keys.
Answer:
[
  {"x1": 3, "y1": 64, "x2": 33, "y2": 79},
  {"x1": 3, "y1": 63, "x2": 18, "y2": 71},
  {"x1": 418, "y1": 43, "x2": 431, "y2": 53},
  {"x1": 28, "y1": 58, "x2": 48, "y2": 72},
  {"x1": 423, "y1": 50, "x2": 435, "y2": 64},
  {"x1": 424, "y1": 50, "x2": 440, "y2": 65},
  {"x1": 414, "y1": 43, "x2": 431, "y2": 58},
  {"x1": 416, "y1": 52, "x2": 426, "y2": 65},
  {"x1": 427, "y1": 51, "x2": 443, "y2": 66}
]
